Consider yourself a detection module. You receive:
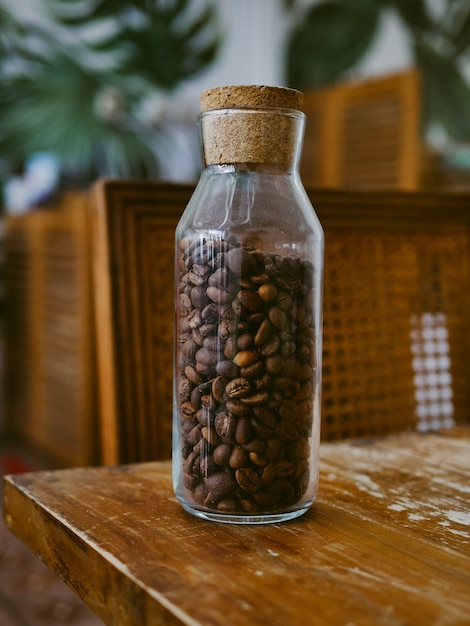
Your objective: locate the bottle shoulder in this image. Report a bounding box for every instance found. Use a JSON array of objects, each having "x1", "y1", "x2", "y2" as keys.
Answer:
[{"x1": 178, "y1": 168, "x2": 323, "y2": 242}]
